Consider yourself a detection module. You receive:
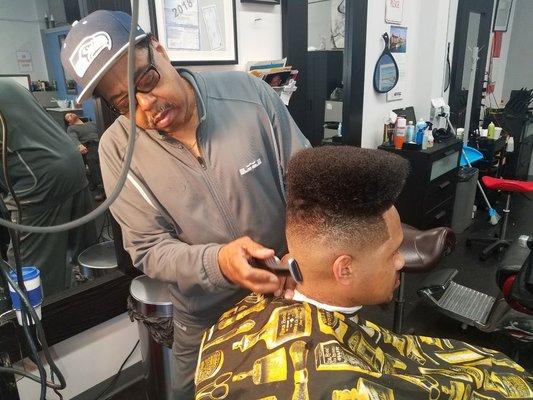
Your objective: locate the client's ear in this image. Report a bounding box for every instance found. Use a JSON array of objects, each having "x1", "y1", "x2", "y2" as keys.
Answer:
[{"x1": 332, "y1": 254, "x2": 353, "y2": 286}]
